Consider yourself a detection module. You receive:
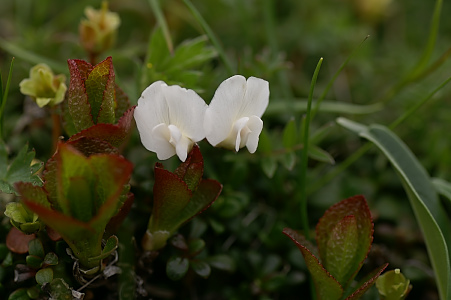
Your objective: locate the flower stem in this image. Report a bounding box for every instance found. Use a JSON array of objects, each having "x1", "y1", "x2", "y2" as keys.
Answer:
[{"x1": 299, "y1": 58, "x2": 323, "y2": 240}]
